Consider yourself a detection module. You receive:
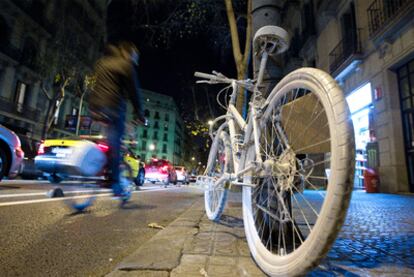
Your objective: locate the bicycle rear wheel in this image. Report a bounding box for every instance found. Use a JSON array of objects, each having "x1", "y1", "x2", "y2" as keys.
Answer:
[
  {"x1": 242, "y1": 68, "x2": 354, "y2": 276},
  {"x1": 203, "y1": 130, "x2": 232, "y2": 221}
]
